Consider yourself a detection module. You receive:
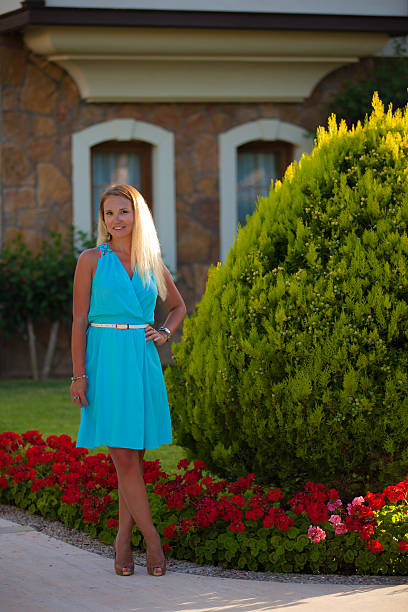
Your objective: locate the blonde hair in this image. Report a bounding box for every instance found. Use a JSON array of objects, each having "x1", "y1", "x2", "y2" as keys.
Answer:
[{"x1": 97, "y1": 184, "x2": 167, "y2": 301}]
